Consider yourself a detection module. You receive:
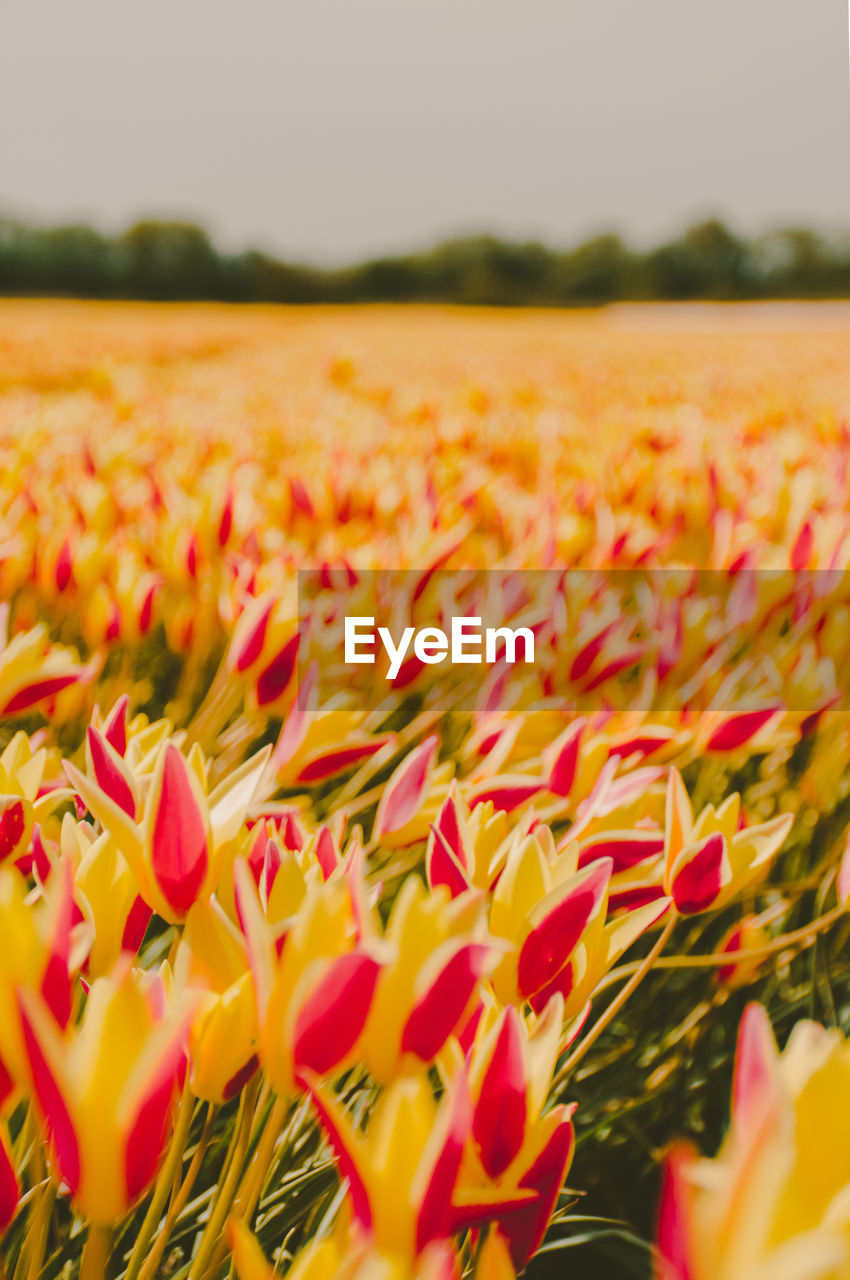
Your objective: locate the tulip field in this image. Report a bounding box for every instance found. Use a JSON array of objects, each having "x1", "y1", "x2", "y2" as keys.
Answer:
[{"x1": 5, "y1": 298, "x2": 850, "y2": 1280}]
